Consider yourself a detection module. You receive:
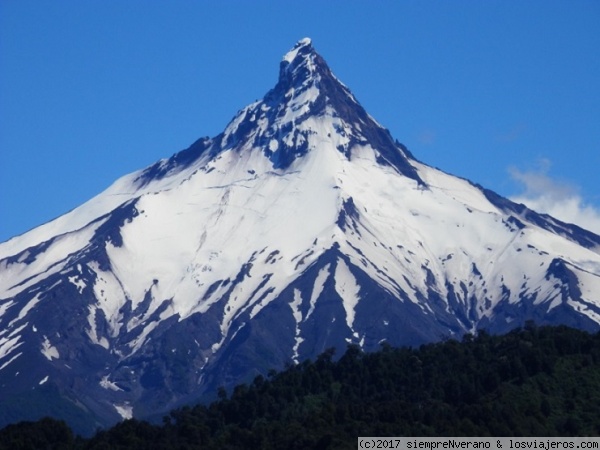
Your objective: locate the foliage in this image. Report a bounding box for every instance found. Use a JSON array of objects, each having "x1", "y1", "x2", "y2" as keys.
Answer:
[
  {"x1": 0, "y1": 417, "x2": 76, "y2": 450},
  {"x1": 2, "y1": 324, "x2": 600, "y2": 449}
]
